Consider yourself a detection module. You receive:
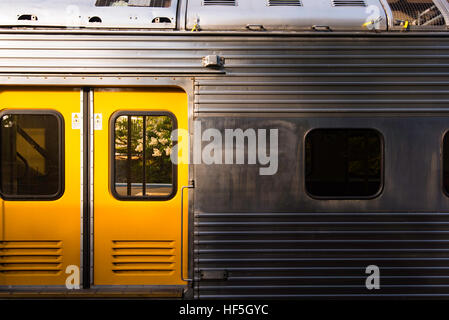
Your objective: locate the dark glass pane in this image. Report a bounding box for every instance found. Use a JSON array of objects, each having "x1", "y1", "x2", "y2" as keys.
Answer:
[
  {"x1": 0, "y1": 114, "x2": 61, "y2": 197},
  {"x1": 444, "y1": 133, "x2": 449, "y2": 195},
  {"x1": 305, "y1": 129, "x2": 382, "y2": 198},
  {"x1": 114, "y1": 114, "x2": 174, "y2": 198}
]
